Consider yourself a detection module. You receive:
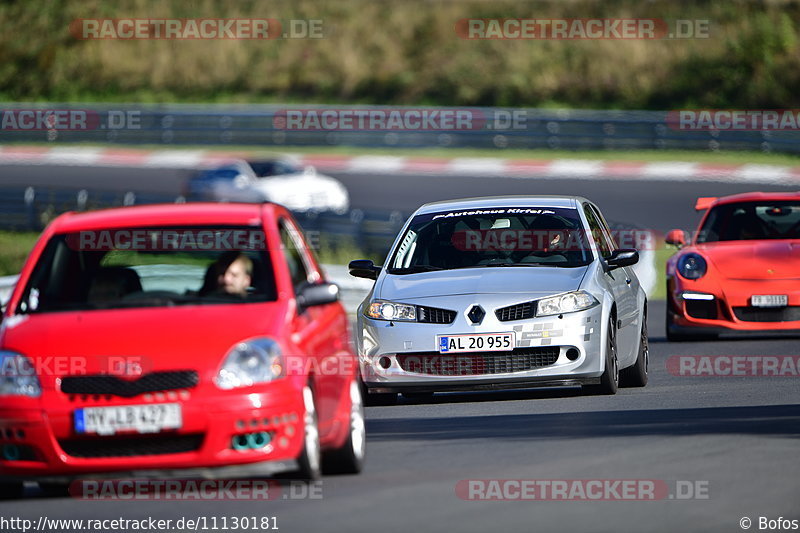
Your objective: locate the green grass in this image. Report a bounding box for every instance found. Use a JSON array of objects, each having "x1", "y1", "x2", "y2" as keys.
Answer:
[
  {"x1": 0, "y1": 231, "x2": 41, "y2": 276},
  {"x1": 2, "y1": 1, "x2": 800, "y2": 110},
  {"x1": 650, "y1": 244, "x2": 679, "y2": 301}
]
